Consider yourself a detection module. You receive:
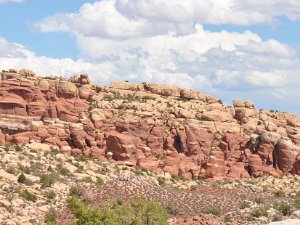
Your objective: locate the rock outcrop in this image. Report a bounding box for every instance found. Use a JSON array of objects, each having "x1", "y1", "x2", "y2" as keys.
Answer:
[{"x1": 1, "y1": 69, "x2": 300, "y2": 180}]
